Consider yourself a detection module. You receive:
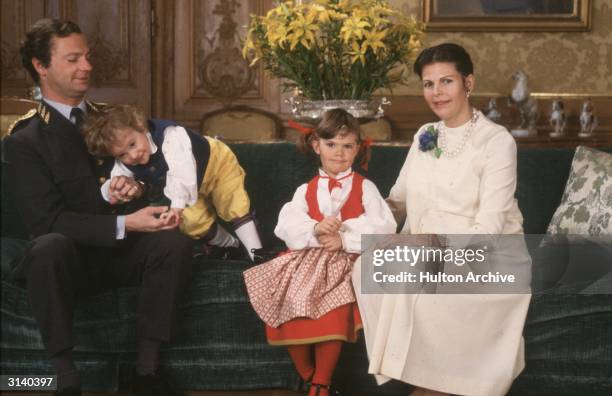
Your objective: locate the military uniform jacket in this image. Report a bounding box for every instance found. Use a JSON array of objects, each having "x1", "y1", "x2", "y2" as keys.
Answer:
[{"x1": 3, "y1": 100, "x2": 118, "y2": 246}]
